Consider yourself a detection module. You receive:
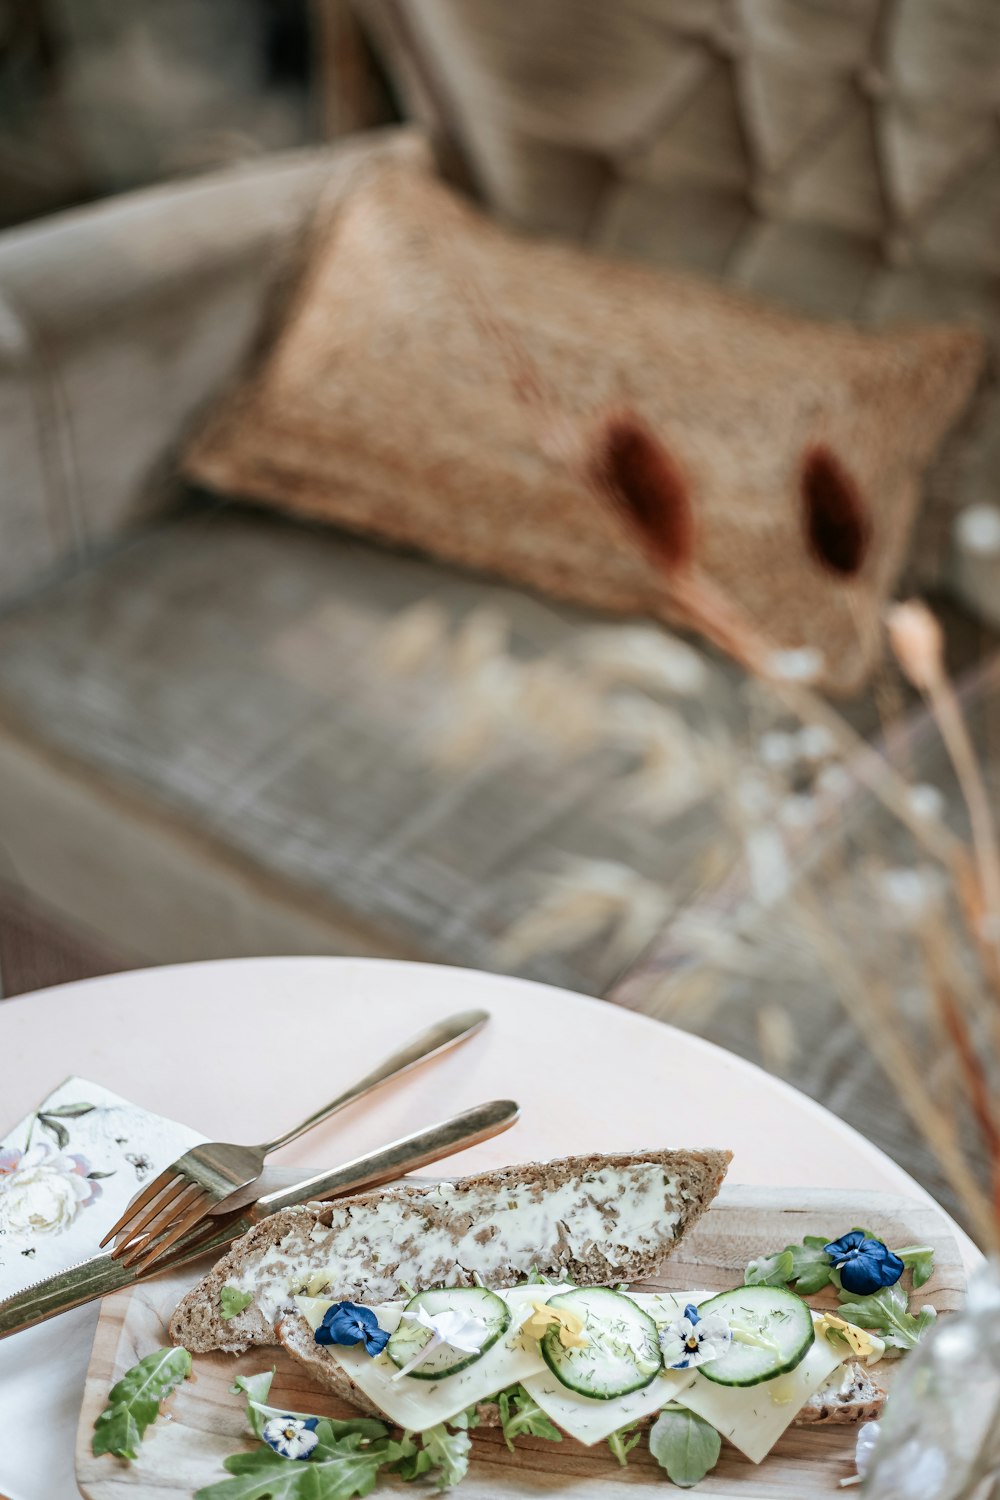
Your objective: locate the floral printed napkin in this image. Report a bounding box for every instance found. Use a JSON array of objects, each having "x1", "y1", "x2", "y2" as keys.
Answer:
[{"x1": 0, "y1": 1077, "x2": 205, "y2": 1500}]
